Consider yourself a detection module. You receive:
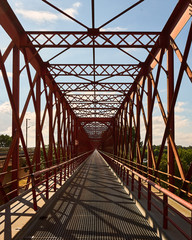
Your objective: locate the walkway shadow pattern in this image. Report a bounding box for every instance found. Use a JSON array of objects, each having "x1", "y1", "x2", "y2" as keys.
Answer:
[{"x1": 23, "y1": 151, "x2": 160, "y2": 240}]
